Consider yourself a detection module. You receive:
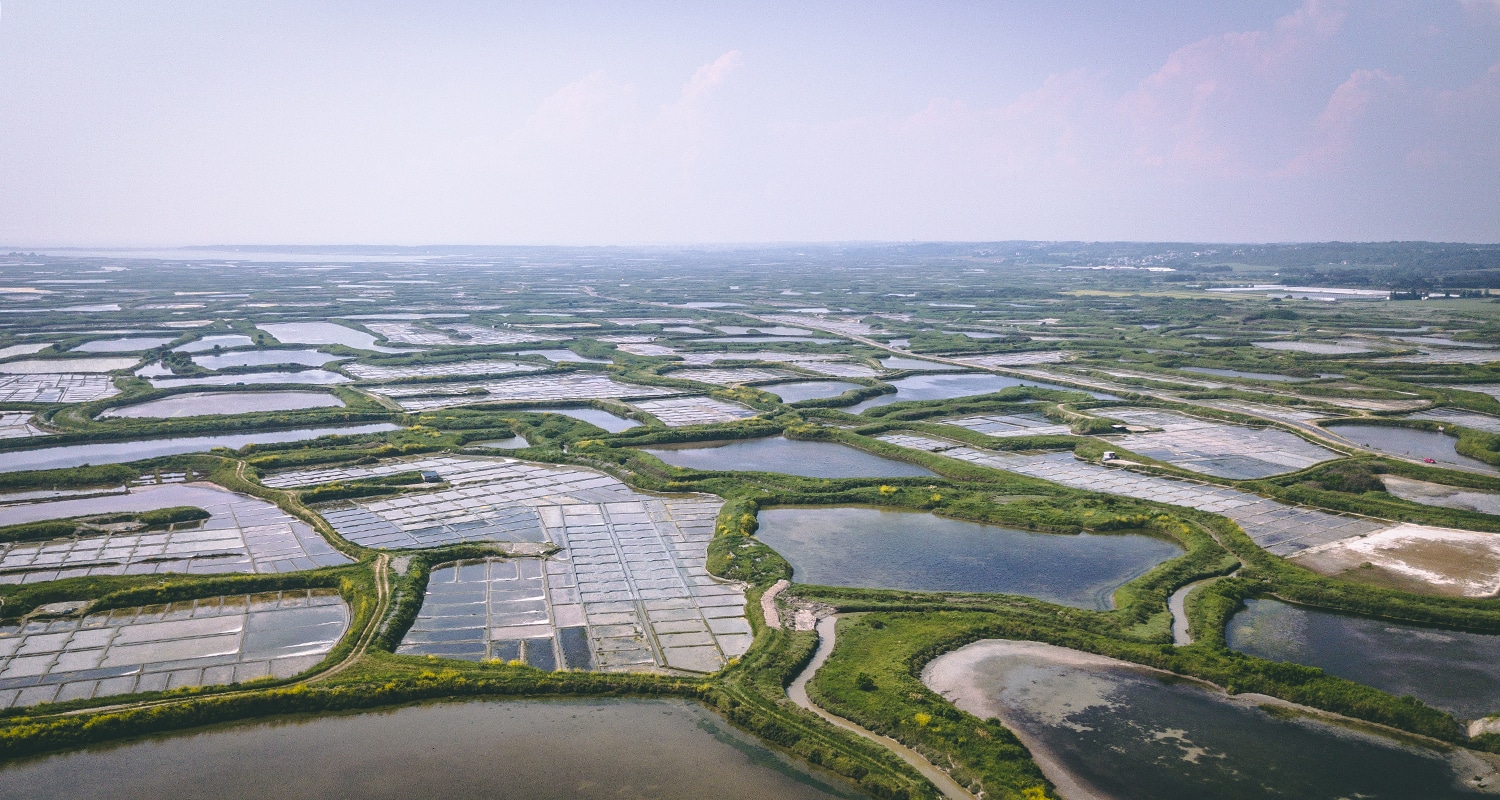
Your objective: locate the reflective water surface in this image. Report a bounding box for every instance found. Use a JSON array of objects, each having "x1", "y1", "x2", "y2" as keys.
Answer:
[
  {"x1": 849, "y1": 372, "x2": 1102, "y2": 412},
  {"x1": 512, "y1": 406, "x2": 640, "y2": 432},
  {"x1": 1325, "y1": 423, "x2": 1500, "y2": 473},
  {"x1": 764, "y1": 381, "x2": 861, "y2": 403},
  {"x1": 0, "y1": 699, "x2": 868, "y2": 800},
  {"x1": 258, "y1": 322, "x2": 408, "y2": 353},
  {"x1": 192, "y1": 350, "x2": 343, "y2": 370},
  {"x1": 878, "y1": 356, "x2": 963, "y2": 371},
  {"x1": 150, "y1": 370, "x2": 351, "y2": 388},
  {"x1": 514, "y1": 349, "x2": 609, "y2": 363},
  {"x1": 1179, "y1": 366, "x2": 1310, "y2": 382},
  {"x1": 72, "y1": 336, "x2": 176, "y2": 353},
  {"x1": 174, "y1": 334, "x2": 256, "y2": 352},
  {"x1": 1227, "y1": 598, "x2": 1500, "y2": 720},
  {"x1": 102, "y1": 391, "x2": 345, "y2": 418},
  {"x1": 924, "y1": 640, "x2": 1491, "y2": 800},
  {"x1": 758, "y1": 507, "x2": 1181, "y2": 609},
  {"x1": 0, "y1": 423, "x2": 400, "y2": 472}
]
